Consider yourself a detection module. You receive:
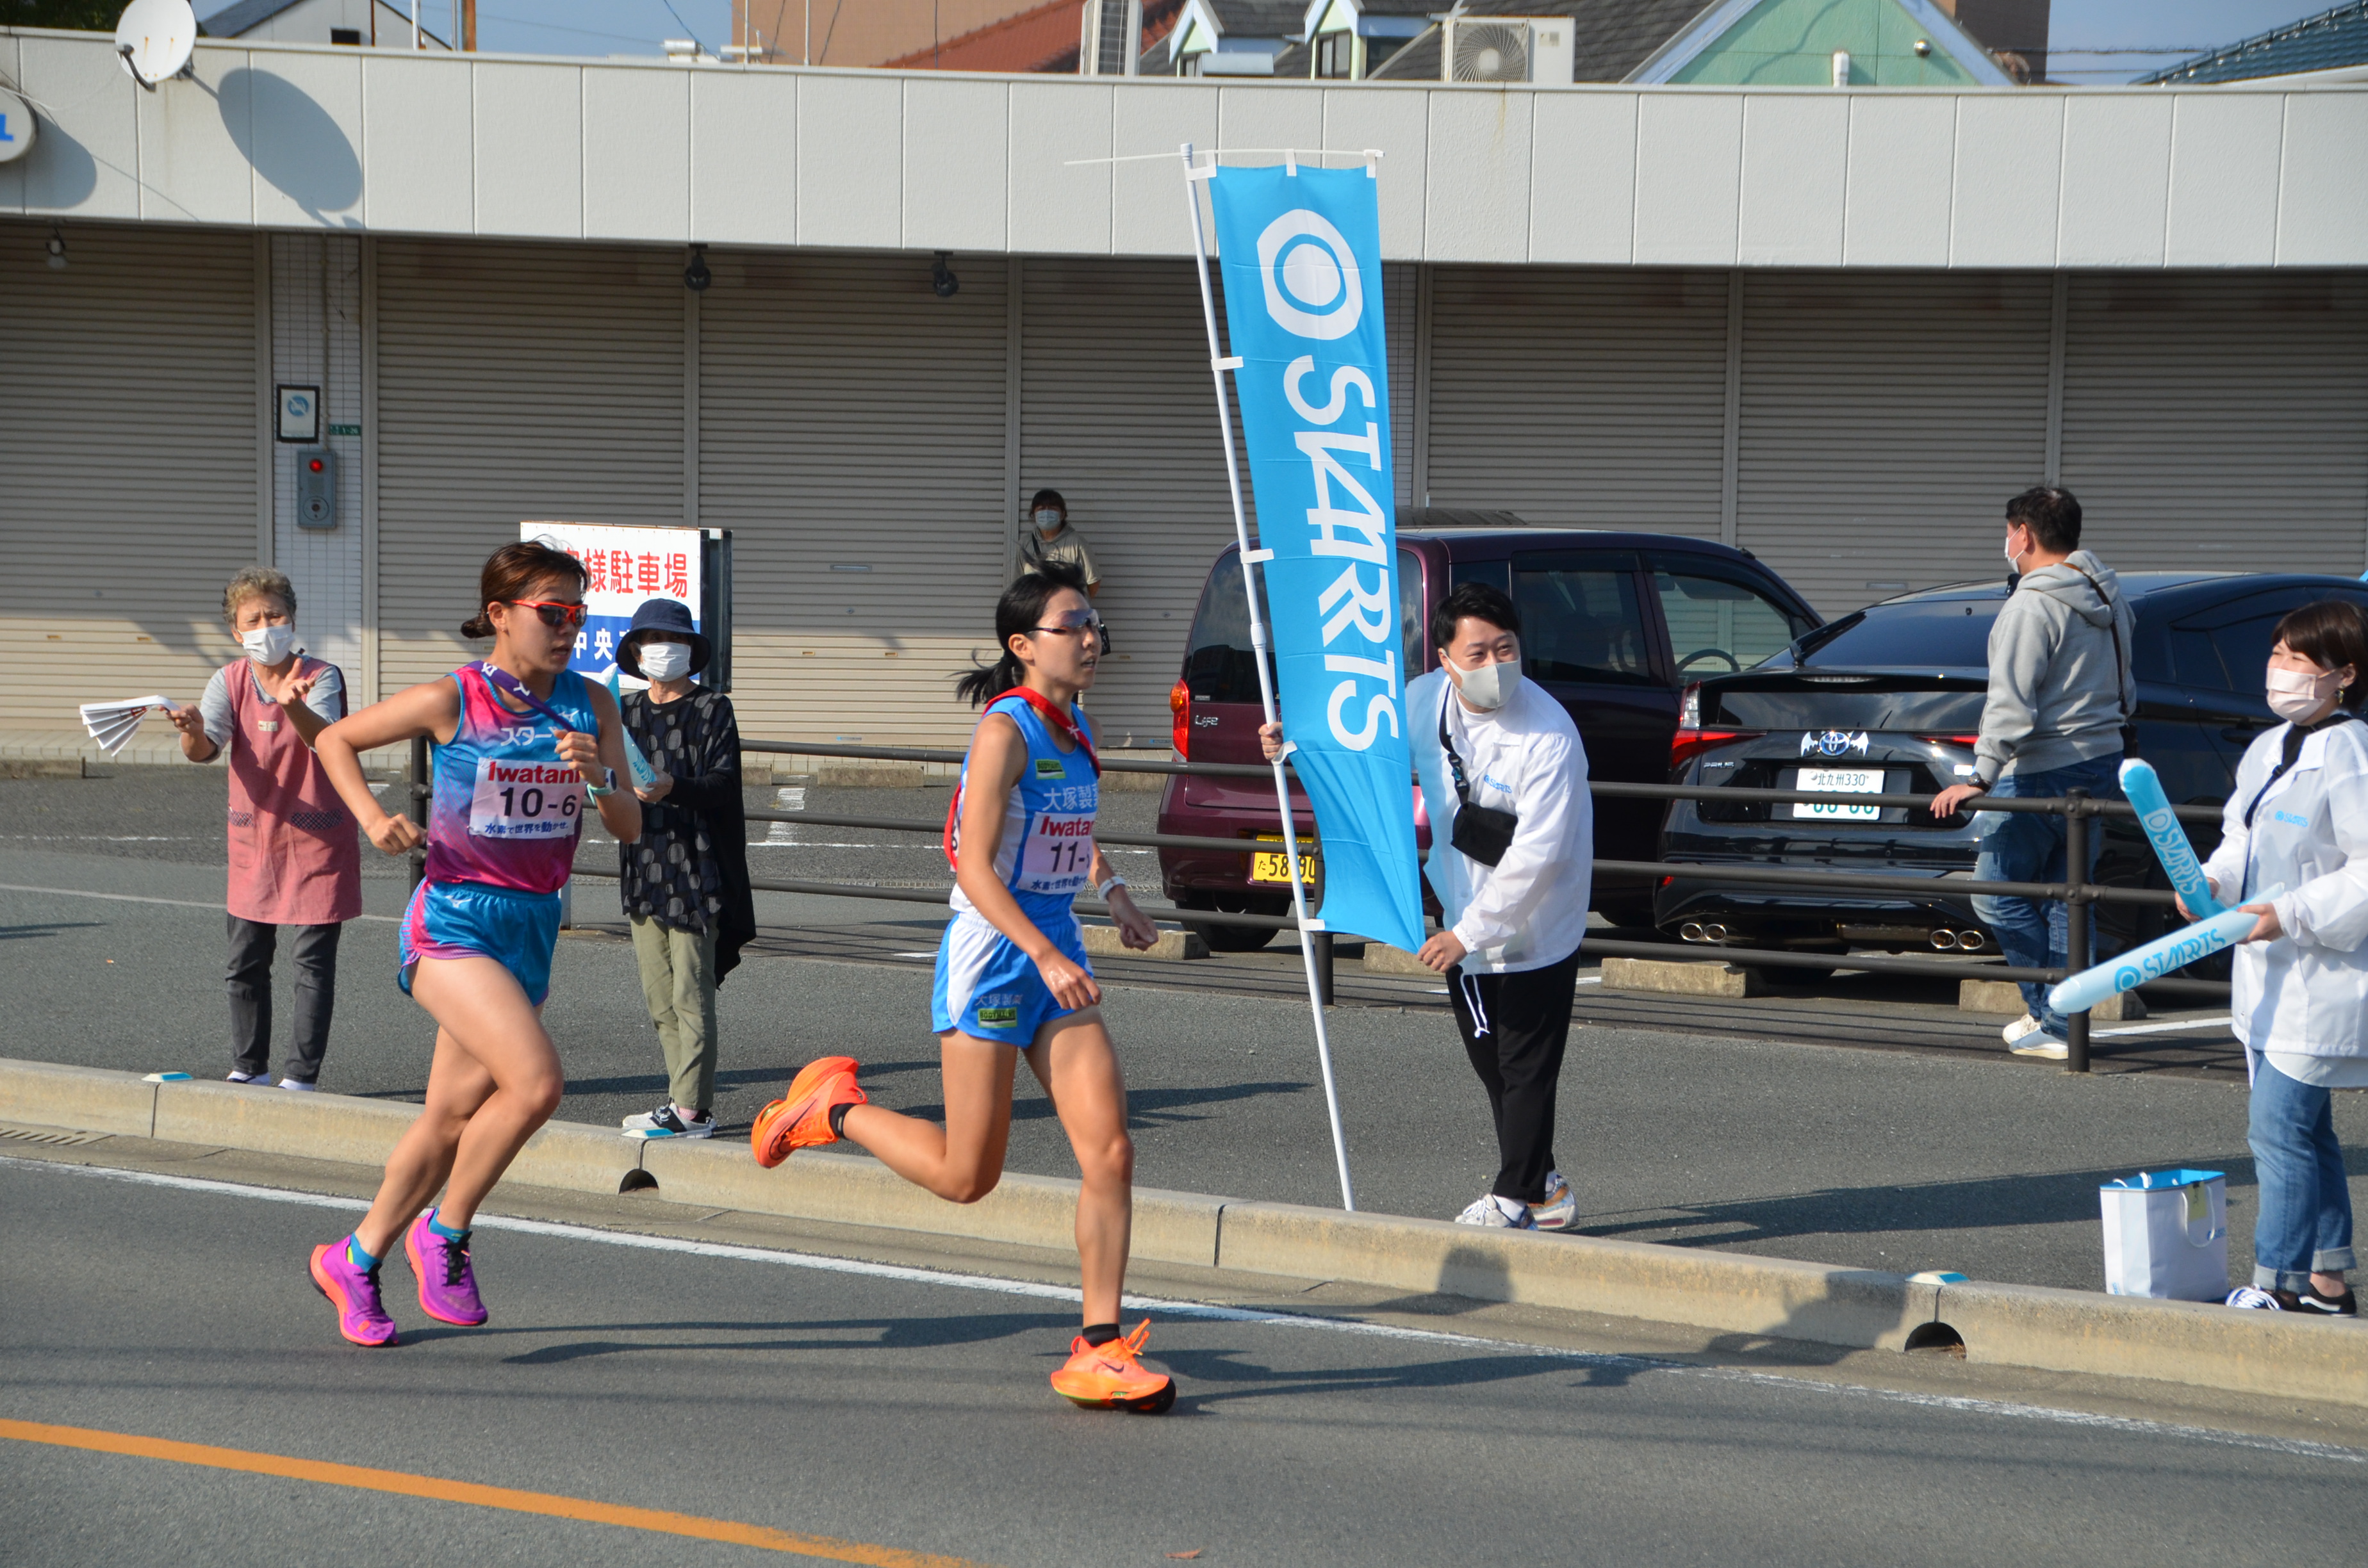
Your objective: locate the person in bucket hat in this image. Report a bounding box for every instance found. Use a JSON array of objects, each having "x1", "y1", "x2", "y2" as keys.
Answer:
[{"x1": 614, "y1": 599, "x2": 754, "y2": 1142}]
